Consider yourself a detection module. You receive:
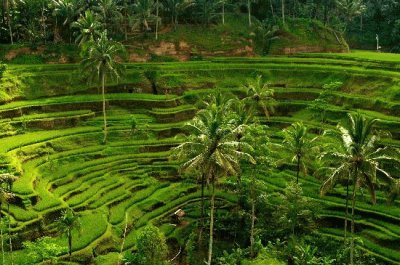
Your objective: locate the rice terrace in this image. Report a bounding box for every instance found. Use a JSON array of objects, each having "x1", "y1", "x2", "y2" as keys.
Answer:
[{"x1": 0, "y1": 0, "x2": 400, "y2": 264}]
